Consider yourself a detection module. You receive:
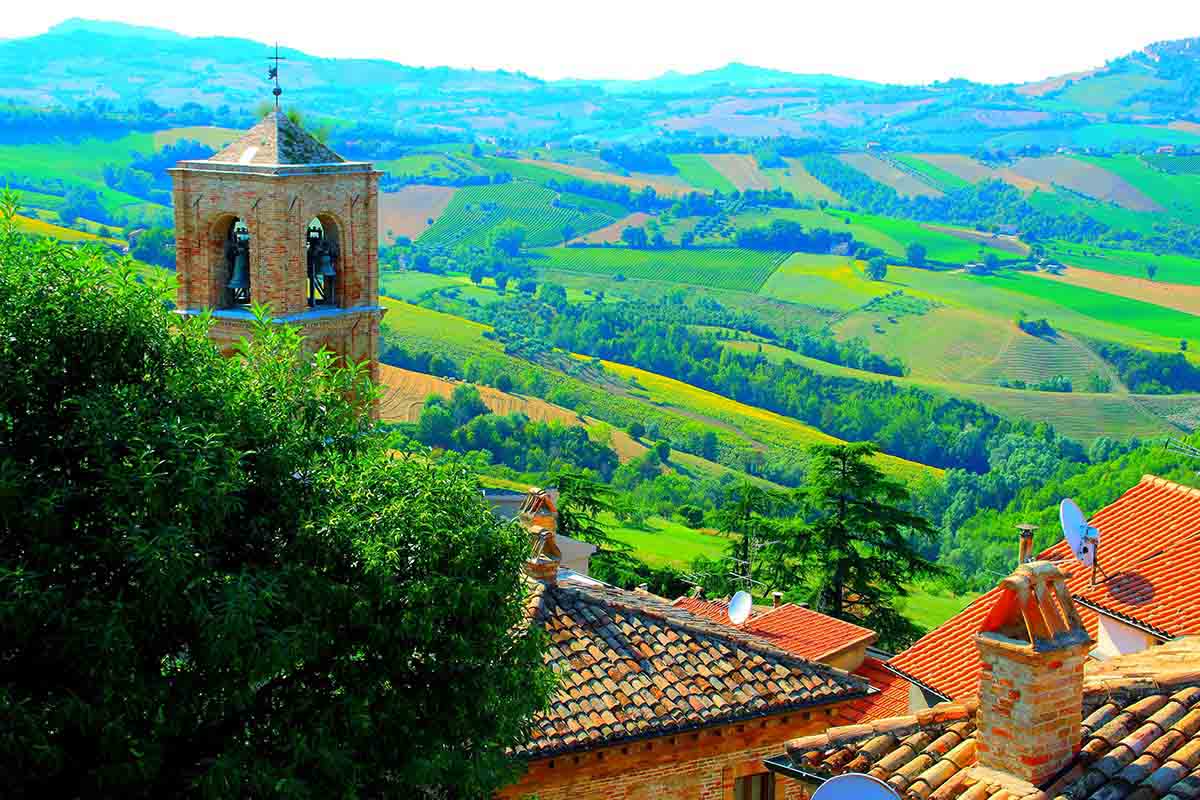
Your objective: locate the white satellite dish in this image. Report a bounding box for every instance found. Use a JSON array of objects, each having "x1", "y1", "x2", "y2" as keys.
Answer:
[
  {"x1": 812, "y1": 773, "x2": 901, "y2": 800},
  {"x1": 728, "y1": 590, "x2": 753, "y2": 625},
  {"x1": 1059, "y1": 498, "x2": 1100, "y2": 568}
]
